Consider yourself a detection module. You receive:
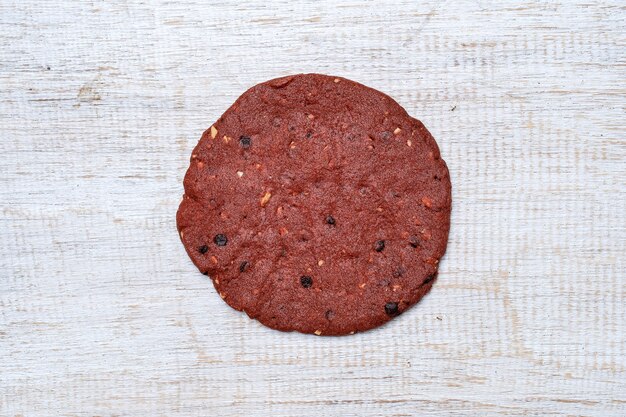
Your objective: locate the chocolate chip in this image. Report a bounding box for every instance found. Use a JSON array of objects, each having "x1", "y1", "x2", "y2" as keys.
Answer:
[
  {"x1": 409, "y1": 236, "x2": 420, "y2": 248},
  {"x1": 326, "y1": 215, "x2": 336, "y2": 225},
  {"x1": 305, "y1": 130, "x2": 313, "y2": 139},
  {"x1": 374, "y1": 240, "x2": 385, "y2": 252},
  {"x1": 325, "y1": 310, "x2": 335, "y2": 320},
  {"x1": 239, "y1": 136, "x2": 251, "y2": 149},
  {"x1": 422, "y1": 273, "x2": 436, "y2": 285},
  {"x1": 213, "y1": 234, "x2": 228, "y2": 246},
  {"x1": 198, "y1": 245, "x2": 209, "y2": 254},
  {"x1": 300, "y1": 275, "x2": 313, "y2": 288},
  {"x1": 239, "y1": 261, "x2": 249, "y2": 272},
  {"x1": 202, "y1": 271, "x2": 209, "y2": 276},
  {"x1": 385, "y1": 302, "x2": 399, "y2": 316}
]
